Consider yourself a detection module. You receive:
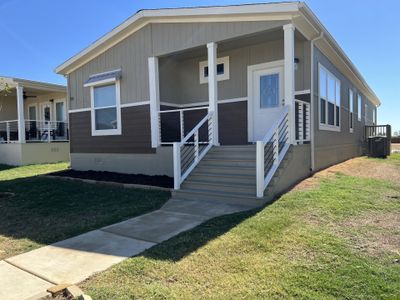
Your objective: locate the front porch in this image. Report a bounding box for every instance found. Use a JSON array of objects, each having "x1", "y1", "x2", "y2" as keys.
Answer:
[{"x1": 147, "y1": 23, "x2": 312, "y2": 196}]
